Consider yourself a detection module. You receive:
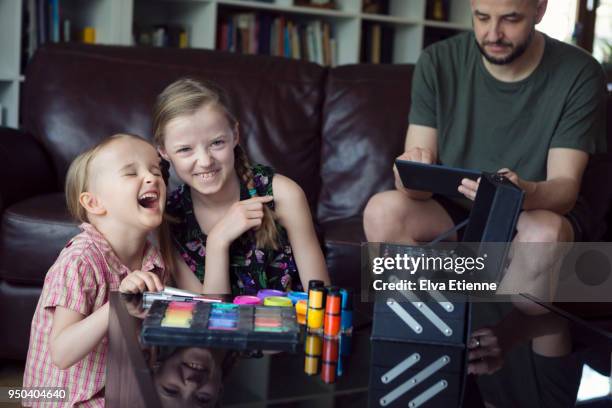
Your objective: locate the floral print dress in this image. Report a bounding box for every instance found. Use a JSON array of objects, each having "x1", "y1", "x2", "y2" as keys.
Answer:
[{"x1": 166, "y1": 164, "x2": 302, "y2": 295}]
